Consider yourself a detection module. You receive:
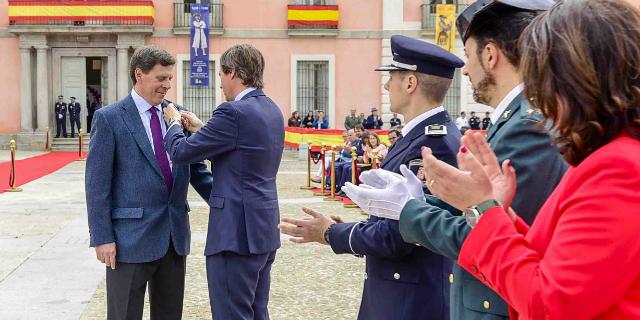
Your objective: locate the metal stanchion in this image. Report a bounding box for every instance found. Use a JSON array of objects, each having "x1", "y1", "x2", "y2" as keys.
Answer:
[
  {"x1": 343, "y1": 147, "x2": 359, "y2": 208},
  {"x1": 371, "y1": 149, "x2": 379, "y2": 169},
  {"x1": 314, "y1": 143, "x2": 330, "y2": 196},
  {"x1": 76, "y1": 129, "x2": 85, "y2": 161},
  {"x1": 45, "y1": 127, "x2": 50, "y2": 151},
  {"x1": 324, "y1": 145, "x2": 340, "y2": 201},
  {"x1": 300, "y1": 140, "x2": 314, "y2": 190},
  {"x1": 5, "y1": 140, "x2": 23, "y2": 192}
]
